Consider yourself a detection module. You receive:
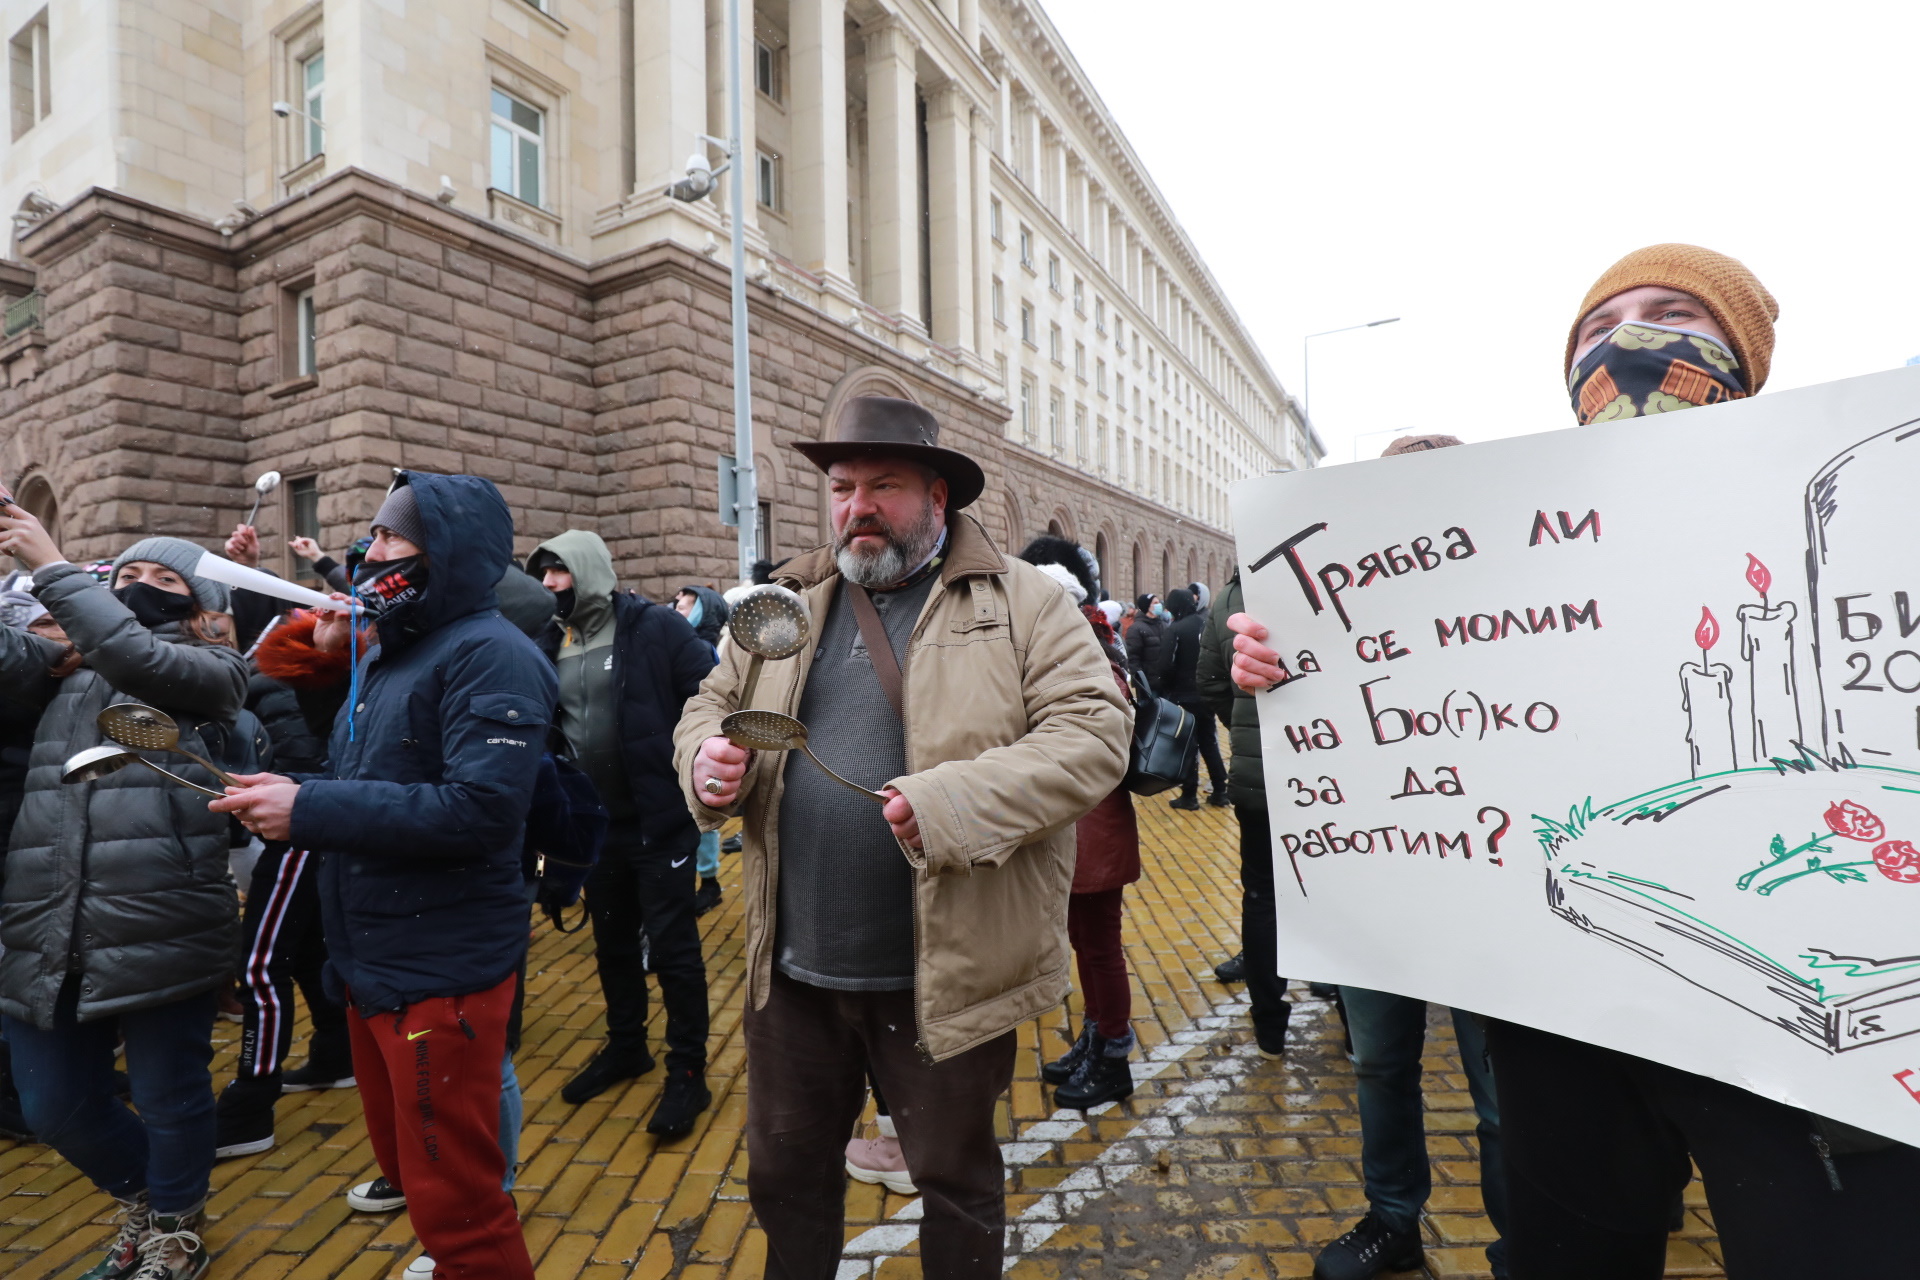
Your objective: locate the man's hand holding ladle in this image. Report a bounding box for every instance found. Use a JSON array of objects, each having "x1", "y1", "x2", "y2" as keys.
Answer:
[{"x1": 695, "y1": 736, "x2": 750, "y2": 808}]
